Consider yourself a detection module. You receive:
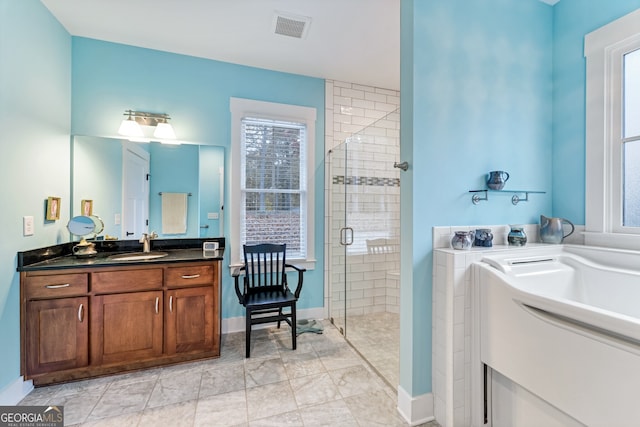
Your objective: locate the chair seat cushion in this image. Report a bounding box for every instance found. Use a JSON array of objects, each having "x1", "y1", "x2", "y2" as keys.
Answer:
[{"x1": 245, "y1": 289, "x2": 296, "y2": 308}]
